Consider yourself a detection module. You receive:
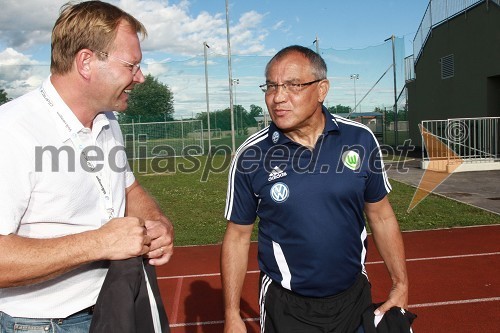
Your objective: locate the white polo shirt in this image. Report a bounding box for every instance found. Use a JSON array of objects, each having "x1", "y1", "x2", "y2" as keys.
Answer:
[{"x1": 0, "y1": 77, "x2": 135, "y2": 318}]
